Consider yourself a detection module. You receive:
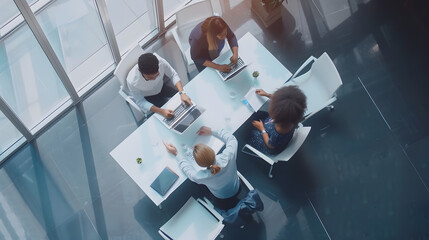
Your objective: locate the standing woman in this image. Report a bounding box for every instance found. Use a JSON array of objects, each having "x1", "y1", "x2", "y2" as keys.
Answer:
[{"x1": 189, "y1": 16, "x2": 239, "y2": 72}]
